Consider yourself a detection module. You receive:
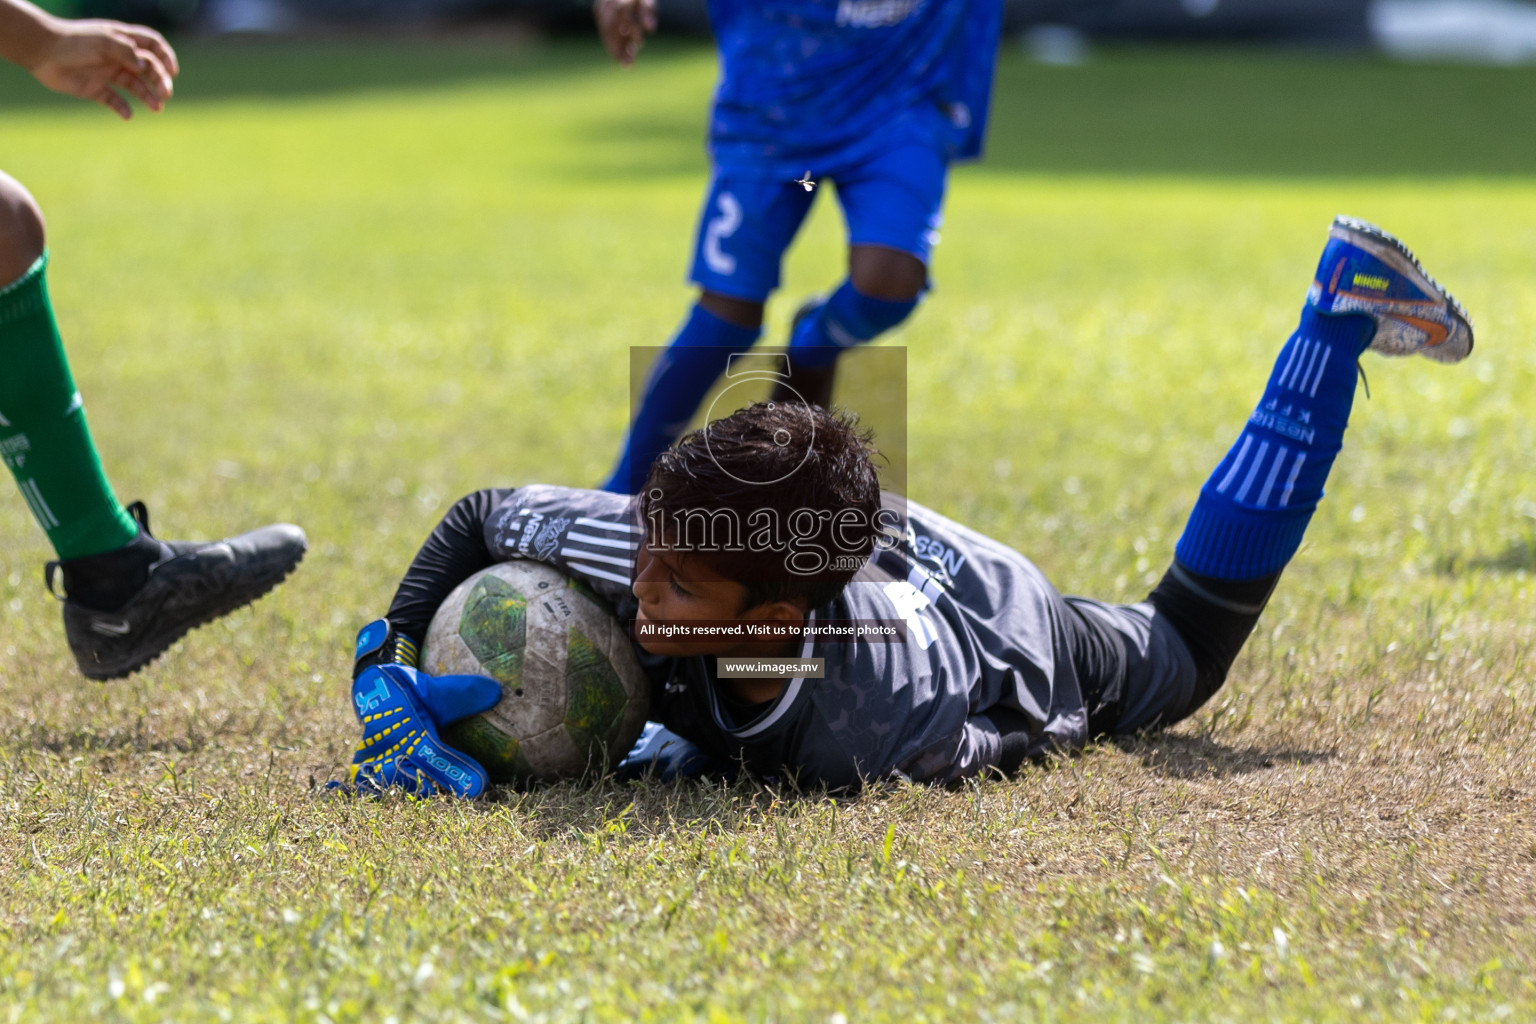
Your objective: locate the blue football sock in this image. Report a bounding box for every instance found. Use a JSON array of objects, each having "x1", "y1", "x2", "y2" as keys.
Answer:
[
  {"x1": 1175, "y1": 307, "x2": 1377, "y2": 580},
  {"x1": 787, "y1": 280, "x2": 918, "y2": 370},
  {"x1": 603, "y1": 304, "x2": 761, "y2": 494}
]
